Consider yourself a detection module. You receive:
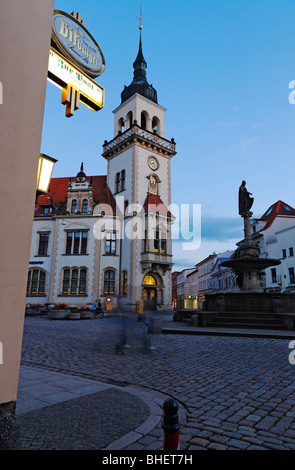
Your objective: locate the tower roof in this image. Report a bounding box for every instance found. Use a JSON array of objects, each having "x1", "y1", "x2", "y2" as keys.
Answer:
[
  {"x1": 121, "y1": 32, "x2": 158, "y2": 104},
  {"x1": 76, "y1": 162, "x2": 86, "y2": 178}
]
